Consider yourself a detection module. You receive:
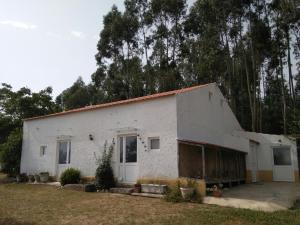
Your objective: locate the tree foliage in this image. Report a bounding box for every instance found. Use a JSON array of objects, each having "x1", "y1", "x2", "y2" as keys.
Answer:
[
  {"x1": 82, "y1": 0, "x2": 300, "y2": 135},
  {"x1": 0, "y1": 129, "x2": 22, "y2": 176},
  {"x1": 95, "y1": 143, "x2": 115, "y2": 190},
  {"x1": 0, "y1": 83, "x2": 58, "y2": 174}
]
